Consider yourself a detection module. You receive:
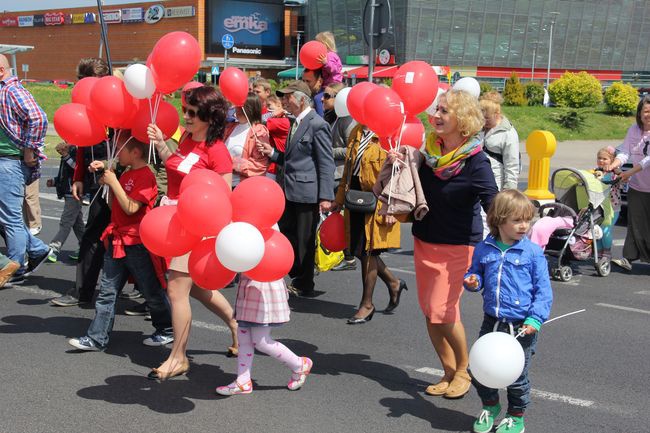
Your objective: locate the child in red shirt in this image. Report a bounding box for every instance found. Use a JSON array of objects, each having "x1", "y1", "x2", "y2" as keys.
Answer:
[
  {"x1": 68, "y1": 136, "x2": 173, "y2": 351},
  {"x1": 264, "y1": 95, "x2": 290, "y2": 180}
]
